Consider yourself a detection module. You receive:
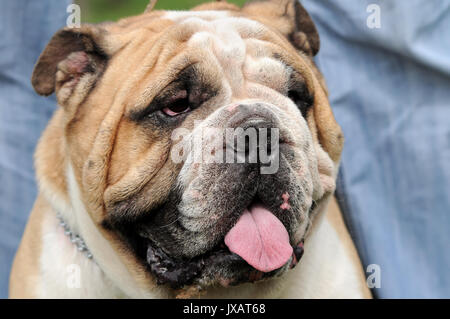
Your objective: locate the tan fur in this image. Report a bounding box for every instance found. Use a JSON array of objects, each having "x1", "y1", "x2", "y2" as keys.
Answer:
[
  {"x1": 9, "y1": 195, "x2": 48, "y2": 298},
  {"x1": 10, "y1": 0, "x2": 370, "y2": 298}
]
